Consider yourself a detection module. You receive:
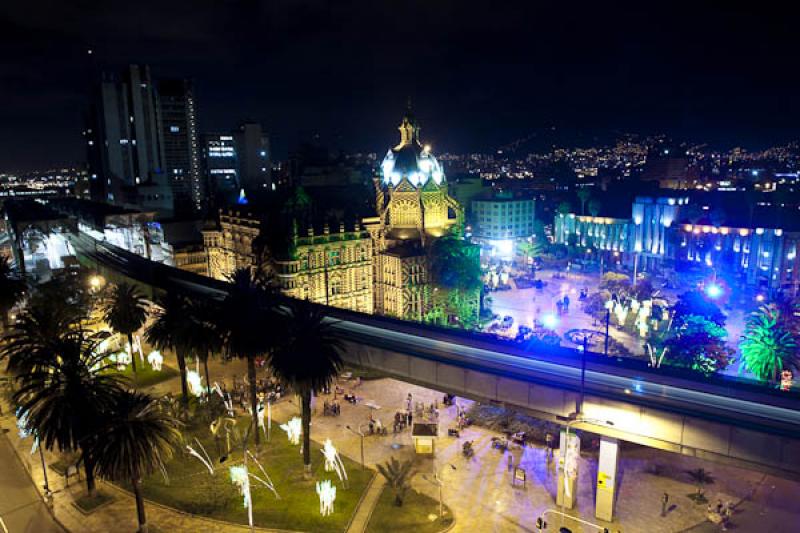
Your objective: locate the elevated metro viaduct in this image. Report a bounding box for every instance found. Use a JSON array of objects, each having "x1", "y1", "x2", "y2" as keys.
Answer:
[{"x1": 70, "y1": 231, "x2": 800, "y2": 517}]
